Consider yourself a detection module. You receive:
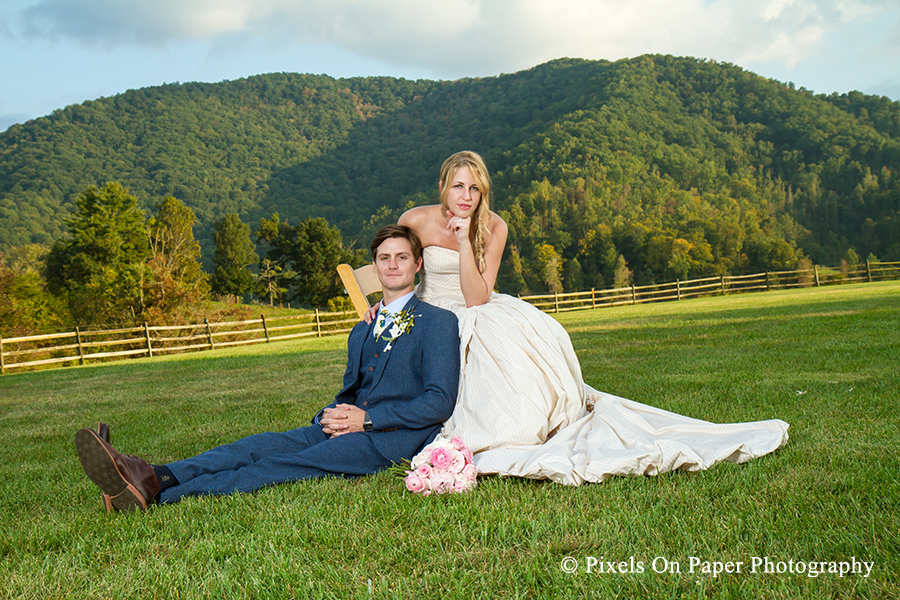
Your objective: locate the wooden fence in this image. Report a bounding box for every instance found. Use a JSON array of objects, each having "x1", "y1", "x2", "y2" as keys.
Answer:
[
  {"x1": 520, "y1": 260, "x2": 900, "y2": 313},
  {"x1": 0, "y1": 309, "x2": 358, "y2": 374},
  {"x1": 2, "y1": 260, "x2": 898, "y2": 374}
]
